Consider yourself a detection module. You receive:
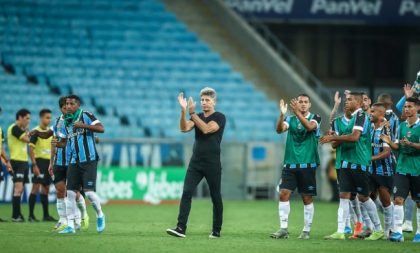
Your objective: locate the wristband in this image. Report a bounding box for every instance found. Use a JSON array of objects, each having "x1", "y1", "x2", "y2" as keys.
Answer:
[{"x1": 190, "y1": 111, "x2": 196, "y2": 116}]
